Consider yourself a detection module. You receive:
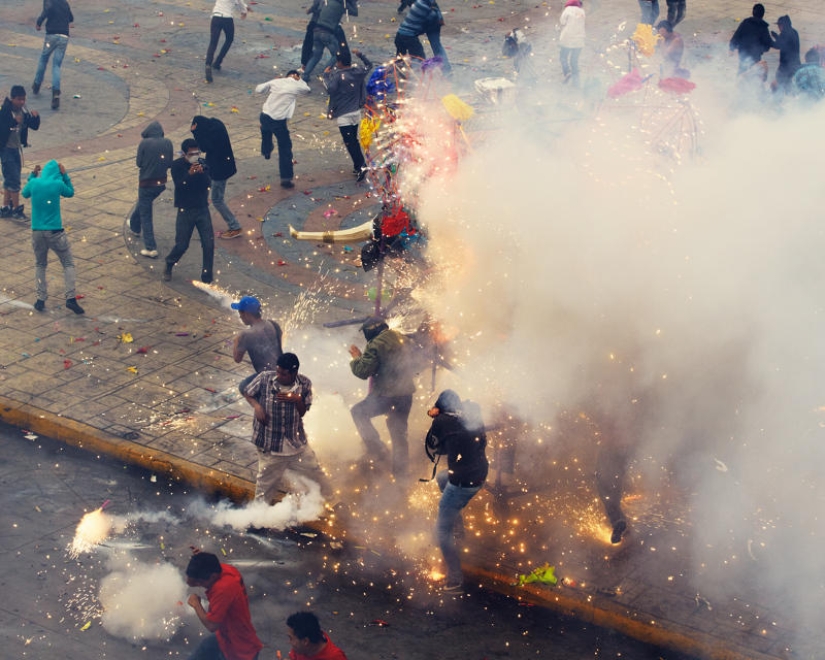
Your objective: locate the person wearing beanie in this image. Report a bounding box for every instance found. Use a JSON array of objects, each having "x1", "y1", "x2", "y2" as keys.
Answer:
[
  {"x1": 0, "y1": 85, "x2": 40, "y2": 221},
  {"x1": 559, "y1": 0, "x2": 585, "y2": 86},
  {"x1": 348, "y1": 317, "x2": 416, "y2": 478},
  {"x1": 424, "y1": 390, "x2": 488, "y2": 592},
  {"x1": 32, "y1": 0, "x2": 74, "y2": 110},
  {"x1": 22, "y1": 159, "x2": 83, "y2": 314}
]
